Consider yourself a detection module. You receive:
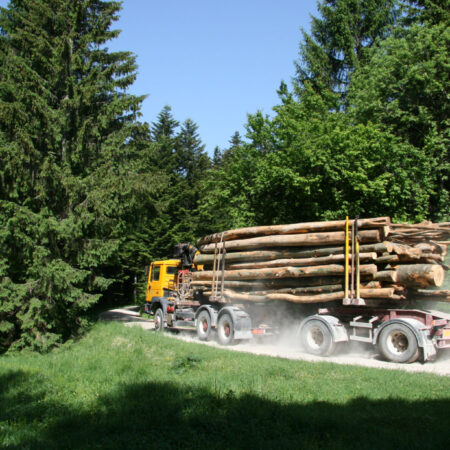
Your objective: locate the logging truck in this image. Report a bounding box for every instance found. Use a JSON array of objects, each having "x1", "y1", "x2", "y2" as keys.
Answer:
[{"x1": 144, "y1": 219, "x2": 450, "y2": 364}]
